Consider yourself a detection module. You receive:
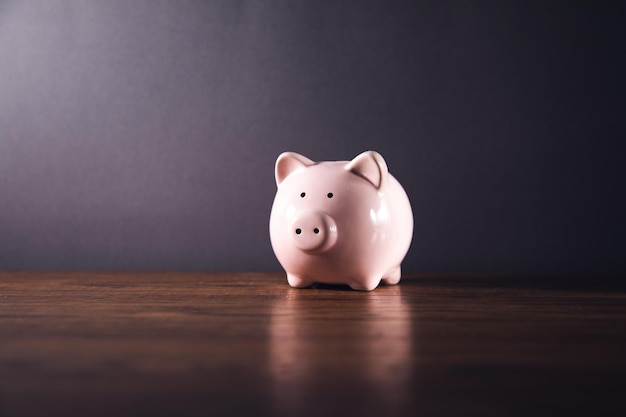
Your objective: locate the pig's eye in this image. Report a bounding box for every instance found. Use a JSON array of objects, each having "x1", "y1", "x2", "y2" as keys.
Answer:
[
  {"x1": 300, "y1": 192, "x2": 306, "y2": 198},
  {"x1": 327, "y1": 193, "x2": 334, "y2": 198}
]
